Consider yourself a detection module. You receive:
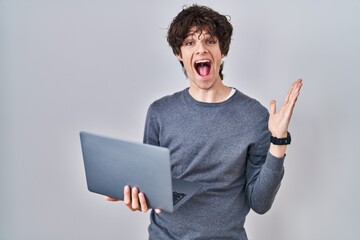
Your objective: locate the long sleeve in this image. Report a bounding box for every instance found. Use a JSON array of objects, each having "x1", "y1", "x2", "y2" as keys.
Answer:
[
  {"x1": 245, "y1": 122, "x2": 285, "y2": 214},
  {"x1": 143, "y1": 103, "x2": 160, "y2": 147}
]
